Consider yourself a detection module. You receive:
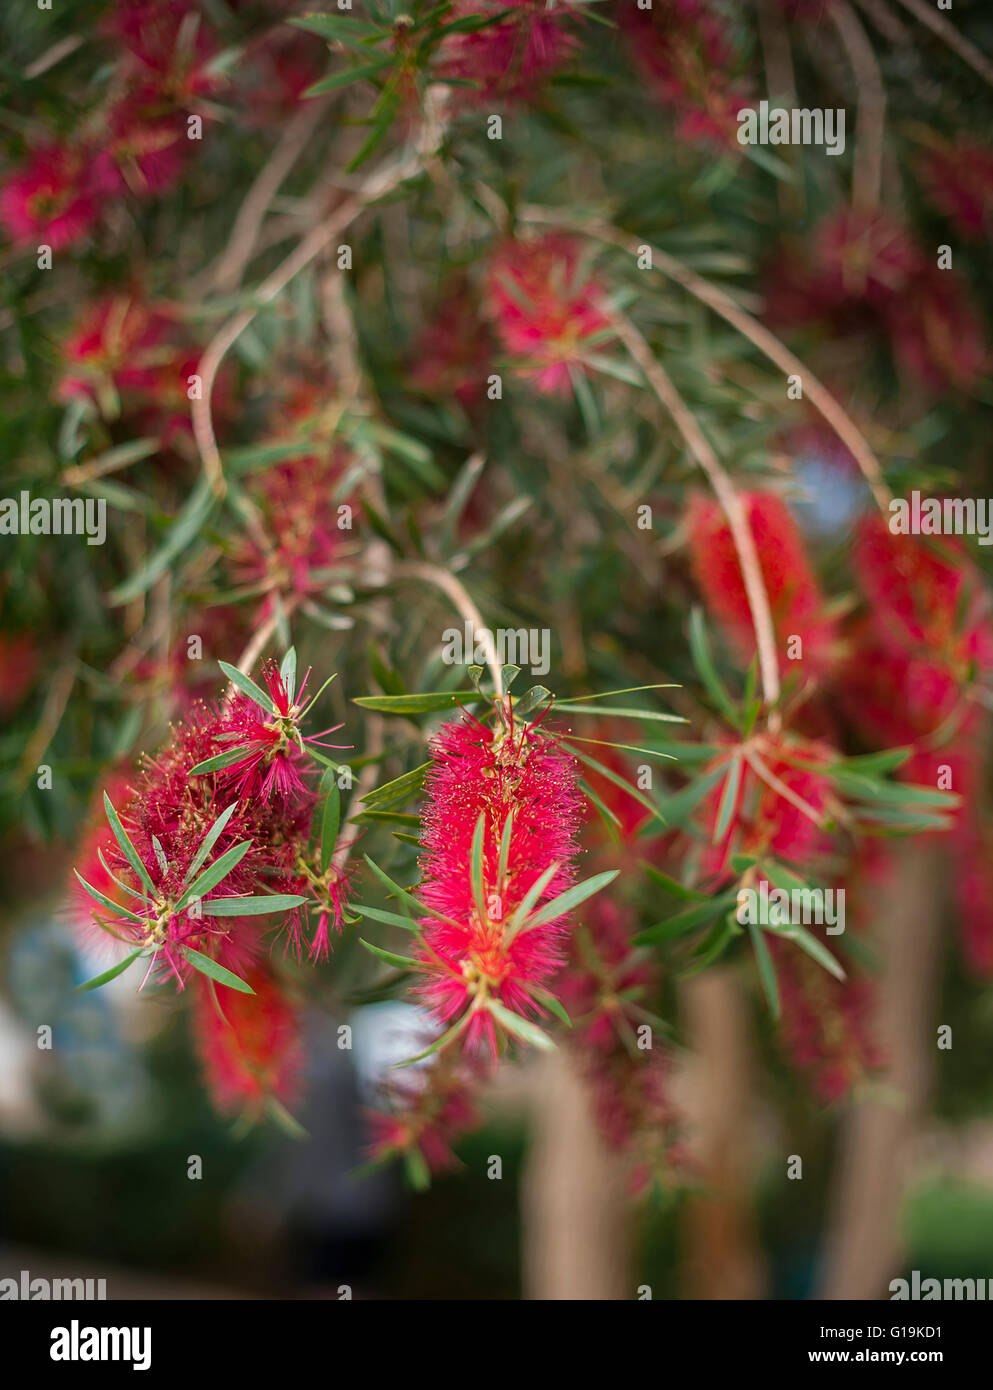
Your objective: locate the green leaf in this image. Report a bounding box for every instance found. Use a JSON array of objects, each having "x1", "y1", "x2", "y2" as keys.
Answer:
[
  {"x1": 110, "y1": 478, "x2": 215, "y2": 605},
  {"x1": 73, "y1": 870, "x2": 146, "y2": 925},
  {"x1": 363, "y1": 855, "x2": 459, "y2": 929},
  {"x1": 530, "y1": 986, "x2": 572, "y2": 1028},
  {"x1": 504, "y1": 862, "x2": 559, "y2": 939},
  {"x1": 320, "y1": 769, "x2": 342, "y2": 869},
  {"x1": 521, "y1": 869, "x2": 619, "y2": 935},
  {"x1": 470, "y1": 812, "x2": 488, "y2": 926},
  {"x1": 555, "y1": 685, "x2": 680, "y2": 704},
  {"x1": 76, "y1": 948, "x2": 145, "y2": 992},
  {"x1": 555, "y1": 703, "x2": 688, "y2": 724},
  {"x1": 184, "y1": 803, "x2": 239, "y2": 884},
  {"x1": 352, "y1": 691, "x2": 481, "y2": 714},
  {"x1": 103, "y1": 793, "x2": 156, "y2": 896},
  {"x1": 187, "y1": 745, "x2": 254, "y2": 776},
  {"x1": 280, "y1": 647, "x2": 297, "y2": 703},
  {"x1": 304, "y1": 58, "x2": 391, "y2": 96},
  {"x1": 181, "y1": 947, "x2": 255, "y2": 994},
  {"x1": 488, "y1": 1000, "x2": 556, "y2": 1051},
  {"x1": 569, "y1": 747, "x2": 664, "y2": 825},
  {"x1": 218, "y1": 660, "x2": 277, "y2": 715},
  {"x1": 360, "y1": 938, "x2": 417, "y2": 970},
  {"x1": 289, "y1": 14, "x2": 384, "y2": 43},
  {"x1": 777, "y1": 924, "x2": 846, "y2": 982},
  {"x1": 749, "y1": 924, "x2": 780, "y2": 1019},
  {"x1": 394, "y1": 1015, "x2": 469, "y2": 1067},
  {"x1": 642, "y1": 864, "x2": 709, "y2": 902},
  {"x1": 177, "y1": 840, "x2": 252, "y2": 910},
  {"x1": 713, "y1": 753, "x2": 743, "y2": 843},
  {"x1": 200, "y1": 894, "x2": 308, "y2": 917},
  {"x1": 656, "y1": 765, "x2": 726, "y2": 828},
  {"x1": 636, "y1": 892, "x2": 737, "y2": 945},
  {"x1": 689, "y1": 608, "x2": 740, "y2": 725},
  {"x1": 515, "y1": 684, "x2": 553, "y2": 716},
  {"x1": 496, "y1": 811, "x2": 514, "y2": 893},
  {"x1": 359, "y1": 761, "x2": 430, "y2": 810},
  {"x1": 352, "y1": 903, "x2": 420, "y2": 932}
]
